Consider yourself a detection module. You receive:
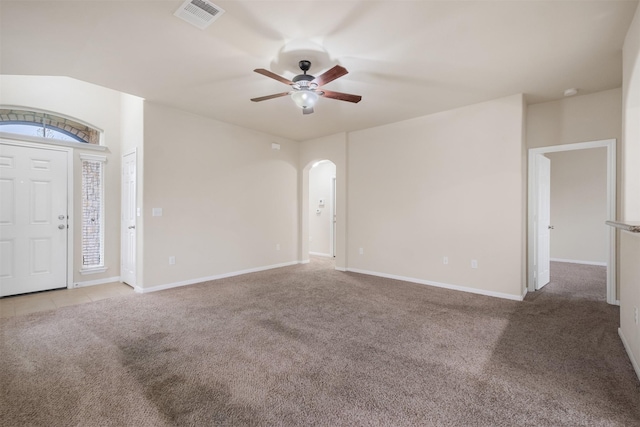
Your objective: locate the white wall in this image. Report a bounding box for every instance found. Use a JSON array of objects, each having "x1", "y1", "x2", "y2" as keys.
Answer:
[
  {"x1": 309, "y1": 161, "x2": 336, "y2": 256},
  {"x1": 526, "y1": 88, "x2": 622, "y2": 150},
  {"x1": 0, "y1": 75, "x2": 126, "y2": 285},
  {"x1": 141, "y1": 102, "x2": 299, "y2": 289},
  {"x1": 548, "y1": 148, "x2": 608, "y2": 264},
  {"x1": 619, "y1": 3, "x2": 640, "y2": 380},
  {"x1": 347, "y1": 94, "x2": 526, "y2": 299}
]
